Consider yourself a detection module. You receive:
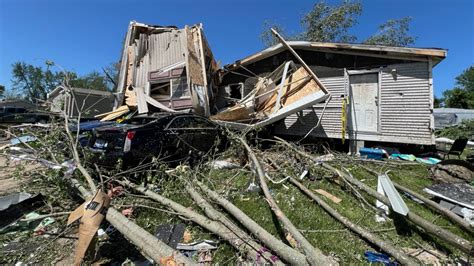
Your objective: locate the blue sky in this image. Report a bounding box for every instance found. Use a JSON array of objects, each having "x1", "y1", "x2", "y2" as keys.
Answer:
[{"x1": 0, "y1": 0, "x2": 473, "y2": 97}]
